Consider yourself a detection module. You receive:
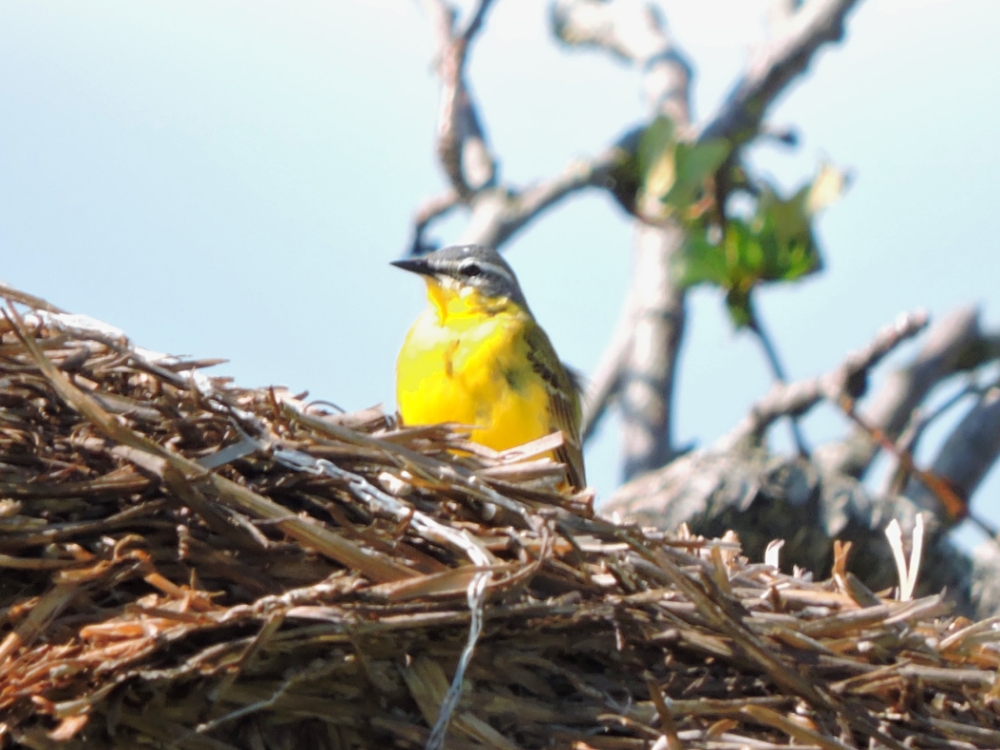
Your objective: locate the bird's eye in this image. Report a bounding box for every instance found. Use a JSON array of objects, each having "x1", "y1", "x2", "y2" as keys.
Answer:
[{"x1": 460, "y1": 263, "x2": 482, "y2": 278}]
